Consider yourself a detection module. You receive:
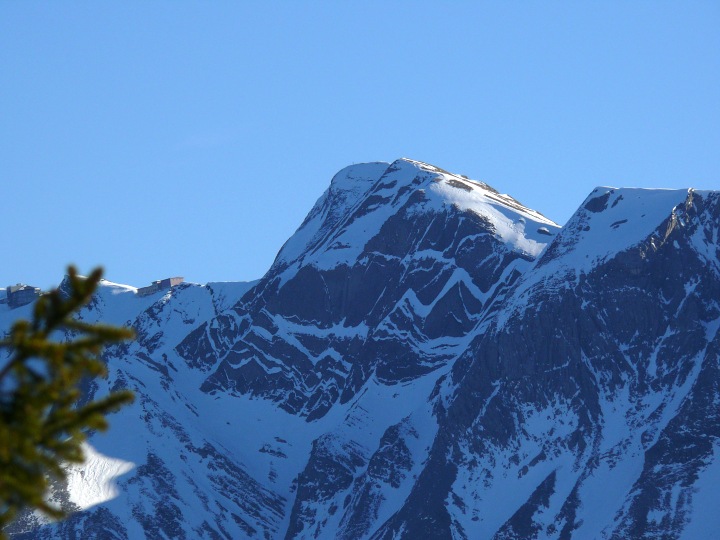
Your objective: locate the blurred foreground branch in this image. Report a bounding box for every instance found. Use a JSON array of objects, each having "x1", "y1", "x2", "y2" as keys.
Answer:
[{"x1": 0, "y1": 267, "x2": 134, "y2": 535}]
